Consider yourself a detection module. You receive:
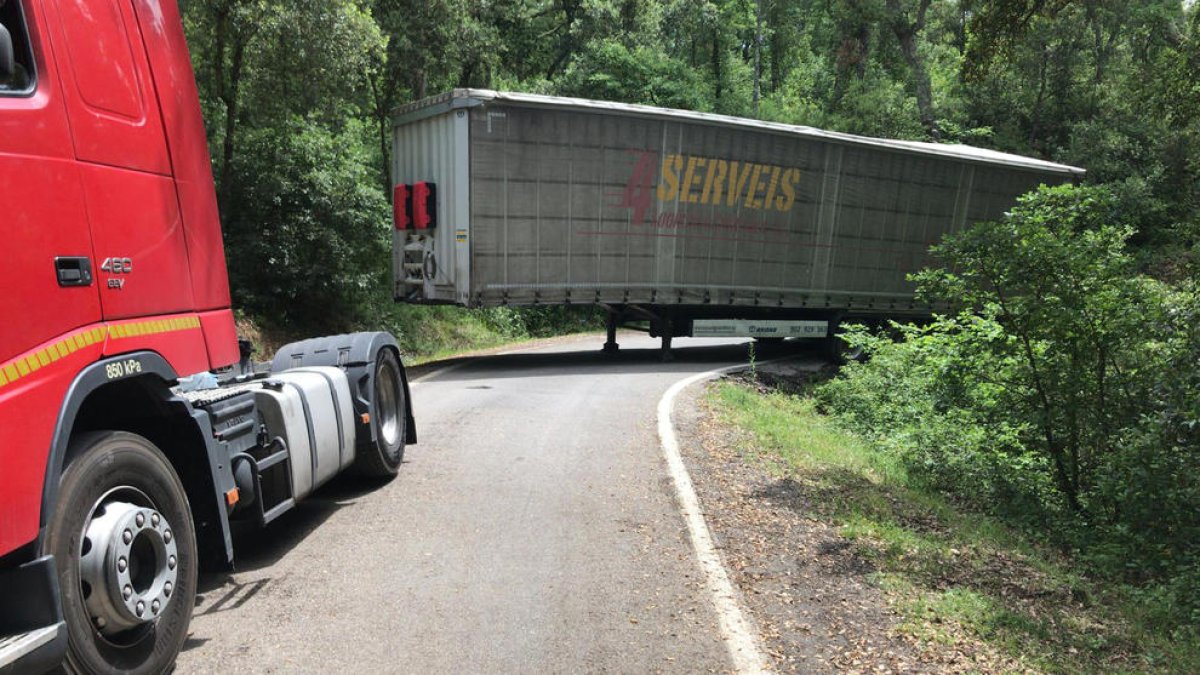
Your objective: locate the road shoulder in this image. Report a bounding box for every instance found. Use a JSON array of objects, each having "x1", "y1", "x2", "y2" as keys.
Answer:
[{"x1": 674, "y1": 376, "x2": 929, "y2": 673}]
